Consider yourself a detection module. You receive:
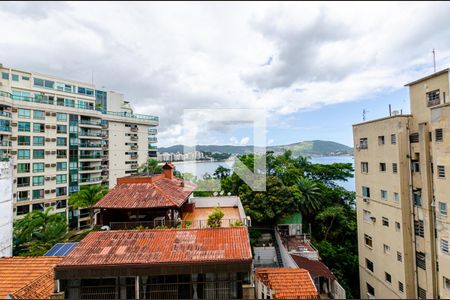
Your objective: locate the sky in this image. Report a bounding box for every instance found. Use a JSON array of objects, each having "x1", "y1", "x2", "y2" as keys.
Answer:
[{"x1": 1, "y1": 1, "x2": 450, "y2": 147}]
